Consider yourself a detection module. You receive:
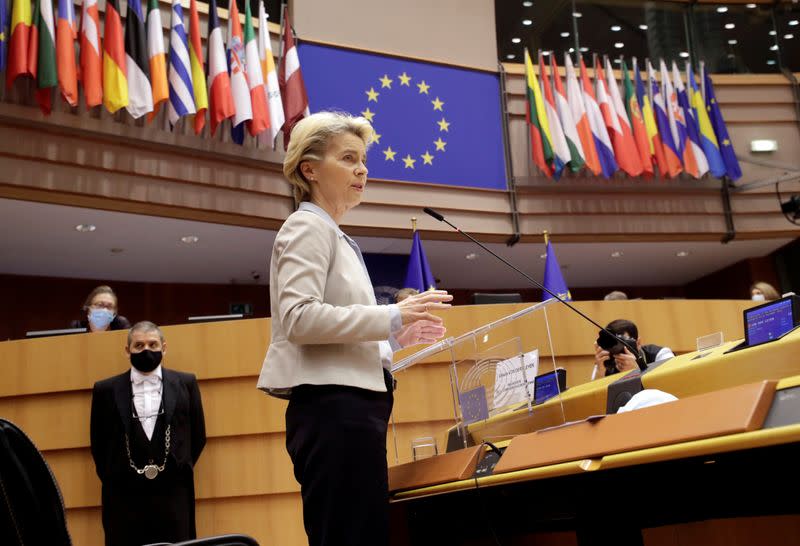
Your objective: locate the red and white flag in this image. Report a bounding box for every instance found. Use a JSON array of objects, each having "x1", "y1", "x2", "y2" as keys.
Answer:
[{"x1": 278, "y1": 5, "x2": 309, "y2": 149}]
